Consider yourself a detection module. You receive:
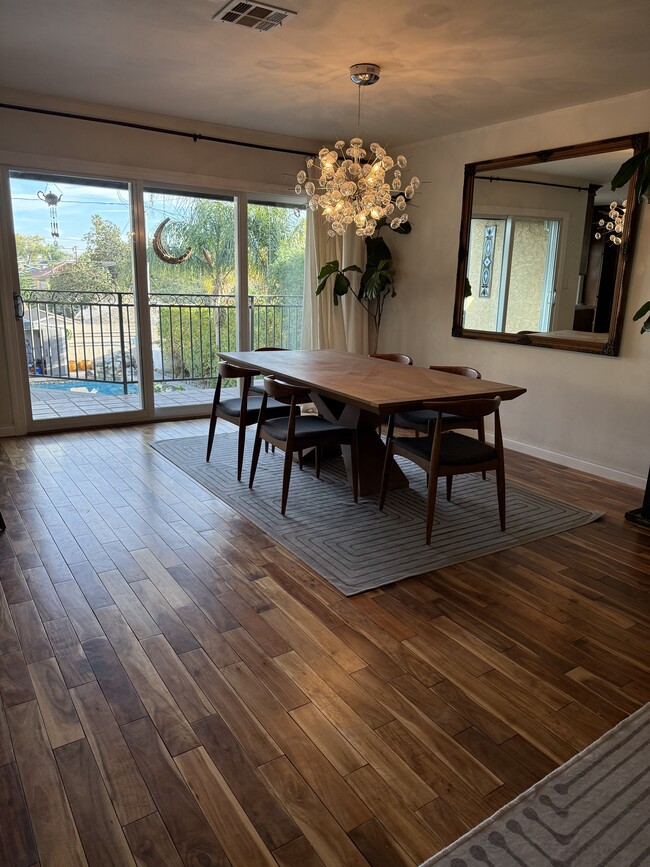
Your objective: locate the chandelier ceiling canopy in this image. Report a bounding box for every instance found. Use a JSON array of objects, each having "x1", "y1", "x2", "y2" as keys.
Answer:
[{"x1": 295, "y1": 64, "x2": 420, "y2": 237}]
